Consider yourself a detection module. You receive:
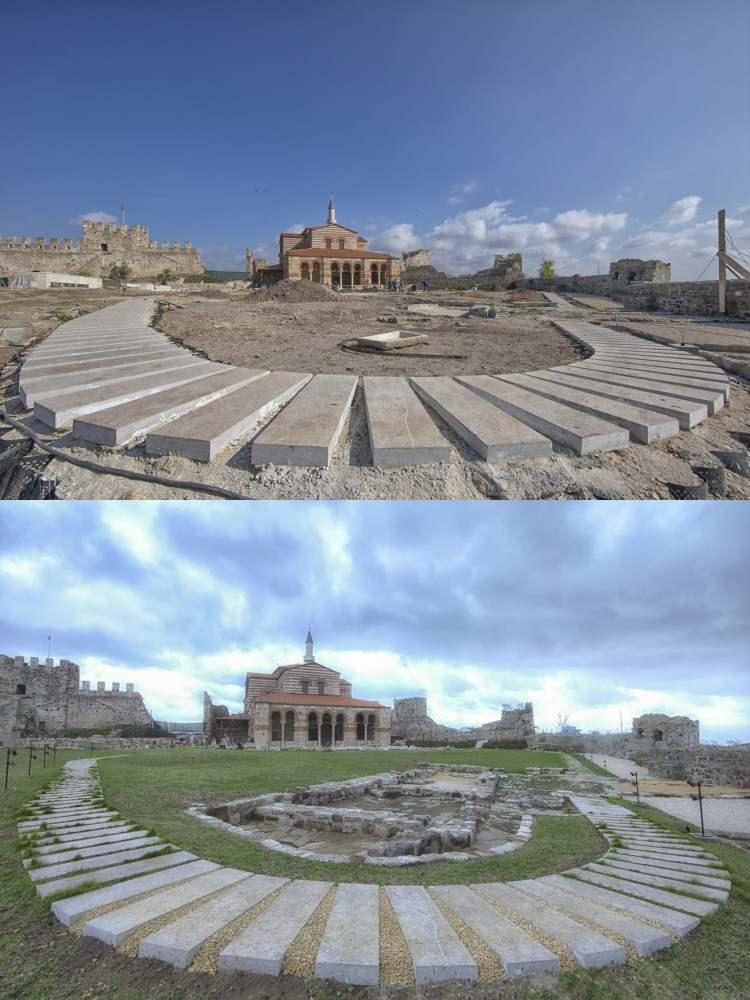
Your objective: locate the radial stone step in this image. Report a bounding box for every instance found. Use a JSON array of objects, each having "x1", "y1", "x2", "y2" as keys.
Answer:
[
  {"x1": 29, "y1": 834, "x2": 161, "y2": 866},
  {"x1": 35, "y1": 825, "x2": 138, "y2": 850},
  {"x1": 578, "y1": 362, "x2": 730, "y2": 397},
  {"x1": 34, "y1": 362, "x2": 222, "y2": 430},
  {"x1": 602, "y1": 858, "x2": 731, "y2": 891},
  {"x1": 30, "y1": 843, "x2": 177, "y2": 882},
  {"x1": 139, "y1": 873, "x2": 287, "y2": 969},
  {"x1": 73, "y1": 368, "x2": 264, "y2": 447},
  {"x1": 83, "y1": 867, "x2": 248, "y2": 946},
  {"x1": 313, "y1": 883, "x2": 380, "y2": 986},
  {"x1": 145, "y1": 370, "x2": 311, "y2": 462},
  {"x1": 514, "y1": 880, "x2": 671, "y2": 956},
  {"x1": 409, "y1": 376, "x2": 552, "y2": 460},
  {"x1": 19, "y1": 811, "x2": 118, "y2": 831},
  {"x1": 571, "y1": 868, "x2": 718, "y2": 916},
  {"x1": 502, "y1": 372, "x2": 679, "y2": 444},
  {"x1": 476, "y1": 882, "x2": 625, "y2": 970},
  {"x1": 40, "y1": 851, "x2": 204, "y2": 901},
  {"x1": 21, "y1": 348, "x2": 184, "y2": 378},
  {"x1": 250, "y1": 374, "x2": 357, "y2": 467},
  {"x1": 386, "y1": 885, "x2": 478, "y2": 984},
  {"x1": 611, "y1": 849, "x2": 725, "y2": 871},
  {"x1": 431, "y1": 885, "x2": 559, "y2": 977},
  {"x1": 363, "y1": 377, "x2": 451, "y2": 466},
  {"x1": 558, "y1": 367, "x2": 725, "y2": 416},
  {"x1": 21, "y1": 355, "x2": 210, "y2": 408},
  {"x1": 543, "y1": 875, "x2": 699, "y2": 937},
  {"x1": 219, "y1": 879, "x2": 332, "y2": 975},
  {"x1": 587, "y1": 863, "x2": 730, "y2": 902}
]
